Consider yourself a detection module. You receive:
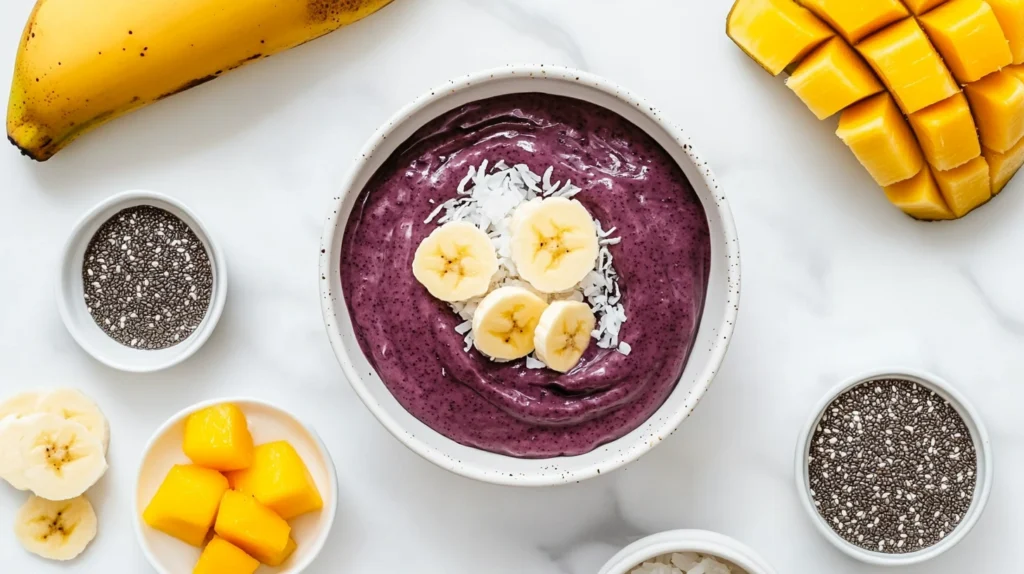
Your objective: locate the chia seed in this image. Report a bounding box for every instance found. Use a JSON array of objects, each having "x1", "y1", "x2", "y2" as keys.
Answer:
[
  {"x1": 807, "y1": 378, "x2": 977, "y2": 554},
  {"x1": 82, "y1": 206, "x2": 213, "y2": 350}
]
